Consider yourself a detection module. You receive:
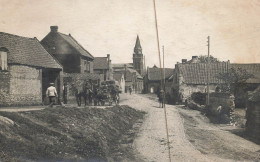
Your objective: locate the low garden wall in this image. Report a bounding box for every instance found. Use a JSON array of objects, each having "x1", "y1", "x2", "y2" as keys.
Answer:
[{"x1": 207, "y1": 93, "x2": 235, "y2": 123}]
